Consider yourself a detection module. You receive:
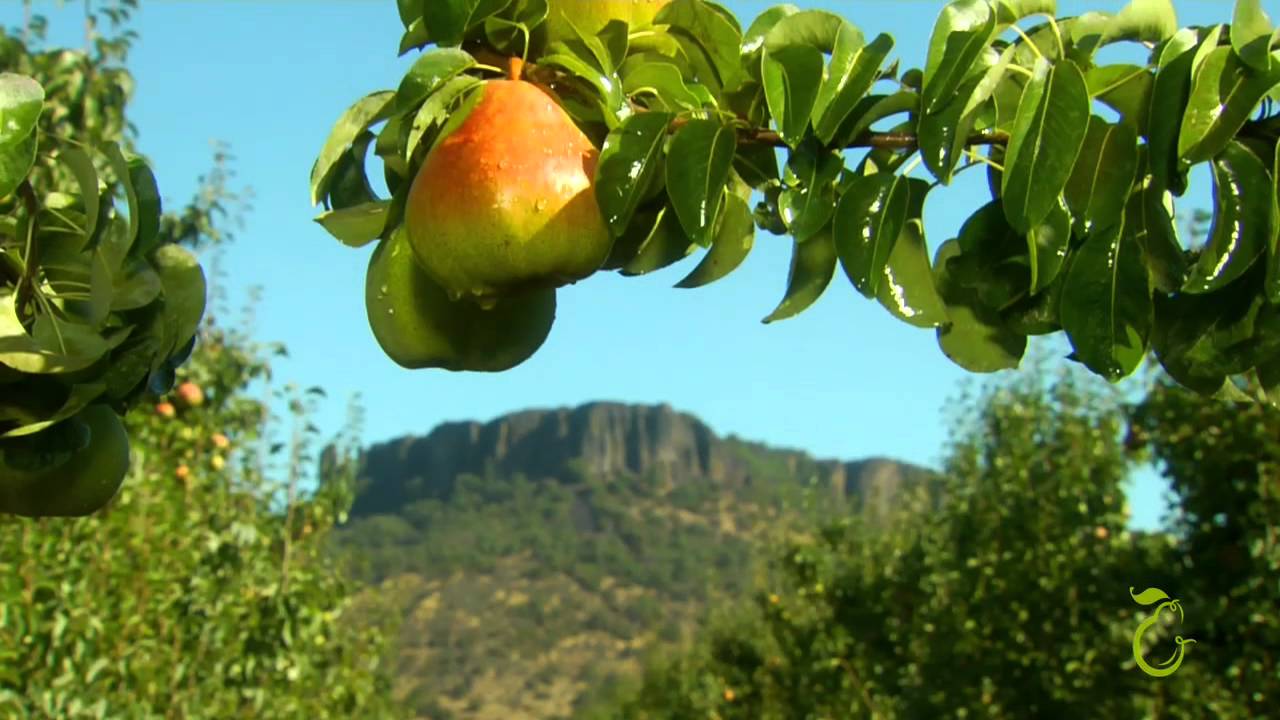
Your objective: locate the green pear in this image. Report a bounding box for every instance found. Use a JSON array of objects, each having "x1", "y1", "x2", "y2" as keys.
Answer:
[
  {"x1": 544, "y1": 0, "x2": 672, "y2": 44},
  {"x1": 0, "y1": 403, "x2": 131, "y2": 517},
  {"x1": 405, "y1": 60, "x2": 613, "y2": 301},
  {"x1": 366, "y1": 229, "x2": 556, "y2": 372}
]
